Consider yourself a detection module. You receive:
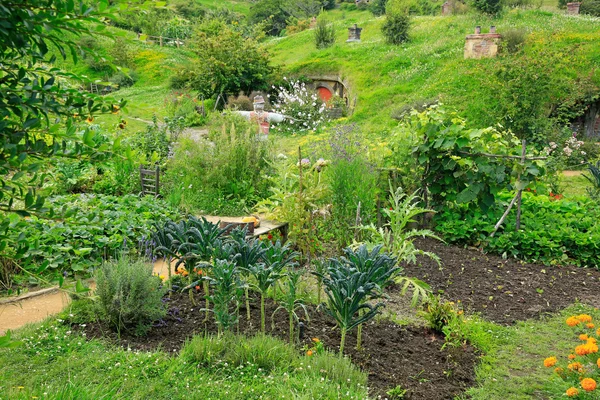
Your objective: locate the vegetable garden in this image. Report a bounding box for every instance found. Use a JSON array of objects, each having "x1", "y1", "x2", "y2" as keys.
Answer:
[{"x1": 2, "y1": 0, "x2": 600, "y2": 399}]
